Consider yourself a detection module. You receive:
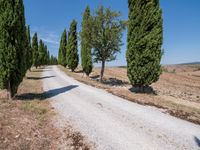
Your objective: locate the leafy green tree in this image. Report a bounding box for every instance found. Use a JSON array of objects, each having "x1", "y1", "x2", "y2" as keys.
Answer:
[
  {"x1": 126, "y1": 0, "x2": 163, "y2": 91},
  {"x1": 0, "y1": 0, "x2": 27, "y2": 98},
  {"x1": 66, "y1": 20, "x2": 79, "y2": 72},
  {"x1": 91, "y1": 6, "x2": 125, "y2": 82},
  {"x1": 80, "y1": 6, "x2": 93, "y2": 76},
  {"x1": 58, "y1": 29, "x2": 67, "y2": 66},
  {"x1": 32, "y1": 33, "x2": 39, "y2": 68}
]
